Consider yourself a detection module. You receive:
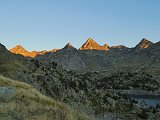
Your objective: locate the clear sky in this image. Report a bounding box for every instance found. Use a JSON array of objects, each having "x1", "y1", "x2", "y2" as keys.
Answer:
[{"x1": 0, "y1": 0, "x2": 160, "y2": 51}]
